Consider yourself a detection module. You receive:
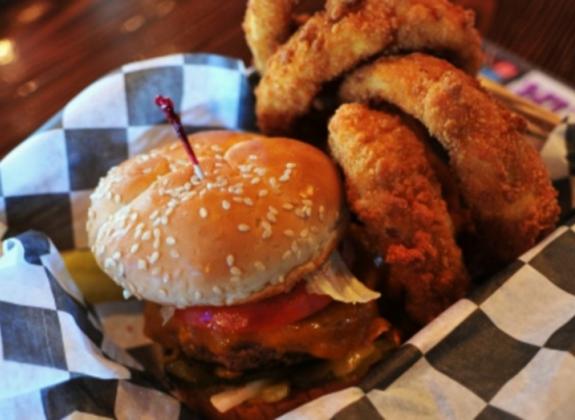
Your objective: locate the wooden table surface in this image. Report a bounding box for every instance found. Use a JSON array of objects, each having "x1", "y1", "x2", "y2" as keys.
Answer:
[{"x1": 1, "y1": 0, "x2": 574, "y2": 157}]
